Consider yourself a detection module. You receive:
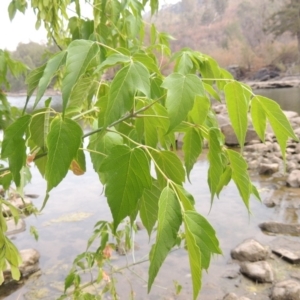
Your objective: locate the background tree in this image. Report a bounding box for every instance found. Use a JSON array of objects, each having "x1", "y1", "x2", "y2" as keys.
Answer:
[{"x1": 265, "y1": 0, "x2": 300, "y2": 58}]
